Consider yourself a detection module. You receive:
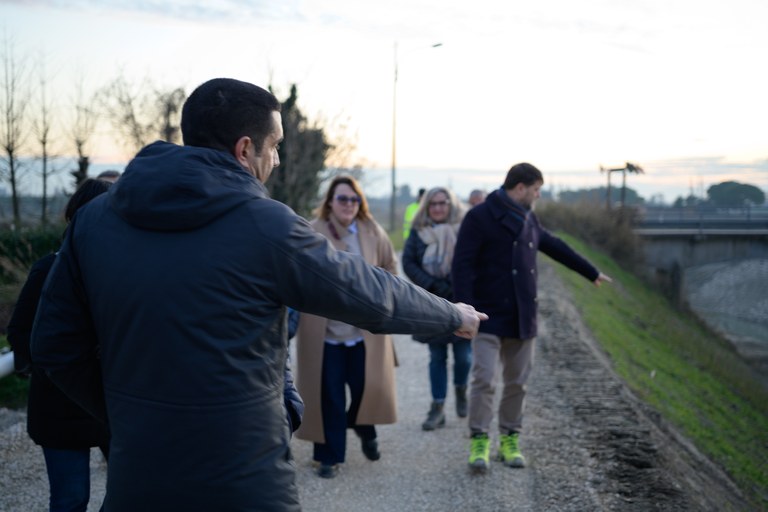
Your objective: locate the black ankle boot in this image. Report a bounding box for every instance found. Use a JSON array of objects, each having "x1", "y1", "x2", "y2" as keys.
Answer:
[
  {"x1": 422, "y1": 401, "x2": 446, "y2": 431},
  {"x1": 455, "y1": 386, "x2": 468, "y2": 418},
  {"x1": 361, "y1": 438, "x2": 381, "y2": 461}
]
